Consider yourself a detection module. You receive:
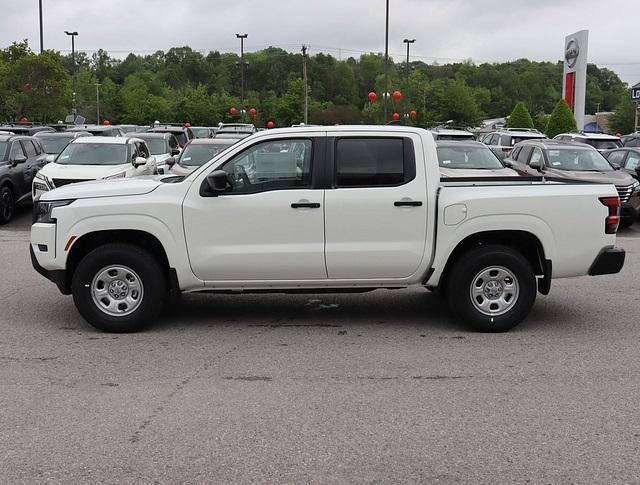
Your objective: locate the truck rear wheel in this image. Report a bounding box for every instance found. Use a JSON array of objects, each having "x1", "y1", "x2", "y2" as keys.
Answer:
[
  {"x1": 71, "y1": 243, "x2": 166, "y2": 332},
  {"x1": 446, "y1": 245, "x2": 536, "y2": 332}
]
